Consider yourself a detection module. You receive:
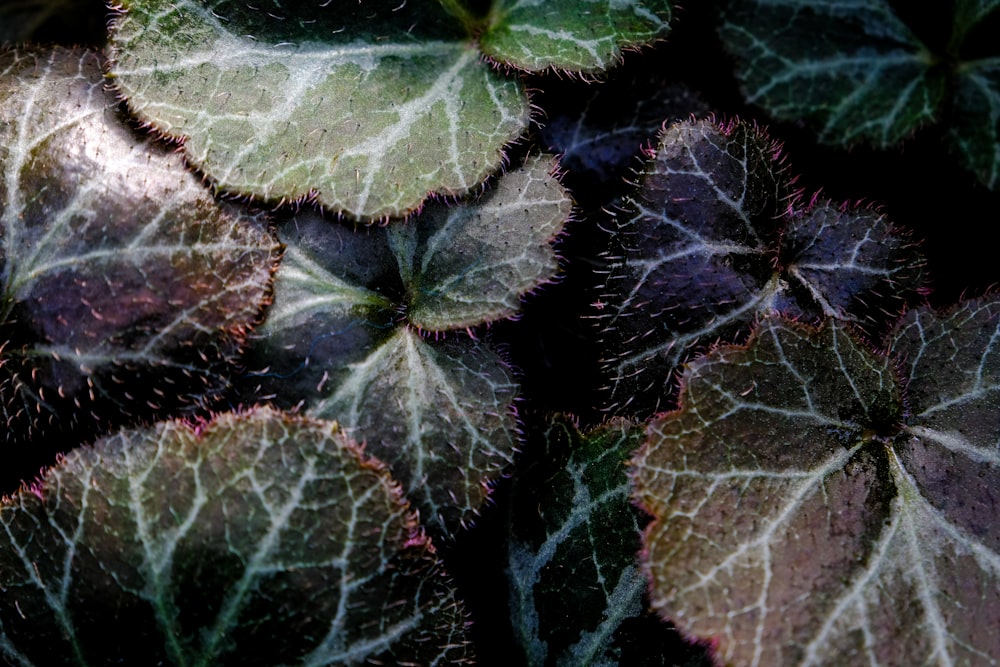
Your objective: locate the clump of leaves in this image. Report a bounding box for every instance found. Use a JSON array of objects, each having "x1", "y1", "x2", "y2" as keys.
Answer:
[
  {"x1": 0, "y1": 46, "x2": 279, "y2": 448},
  {"x1": 720, "y1": 0, "x2": 1000, "y2": 188},
  {"x1": 0, "y1": 406, "x2": 472, "y2": 666},
  {"x1": 242, "y1": 155, "x2": 572, "y2": 535},
  {"x1": 597, "y1": 118, "x2": 926, "y2": 417},
  {"x1": 632, "y1": 297, "x2": 1000, "y2": 665}
]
